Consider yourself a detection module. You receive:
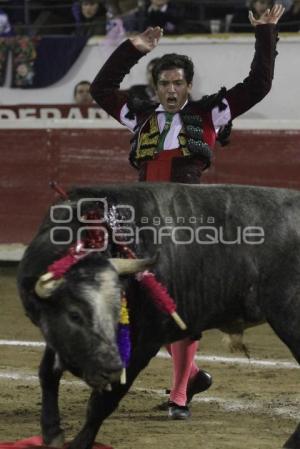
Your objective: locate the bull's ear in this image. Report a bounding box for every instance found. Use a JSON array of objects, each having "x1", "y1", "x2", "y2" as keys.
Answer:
[
  {"x1": 108, "y1": 253, "x2": 158, "y2": 275},
  {"x1": 35, "y1": 272, "x2": 64, "y2": 299}
]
